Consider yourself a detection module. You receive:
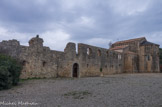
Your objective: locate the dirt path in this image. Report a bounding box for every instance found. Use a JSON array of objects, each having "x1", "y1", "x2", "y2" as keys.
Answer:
[{"x1": 0, "y1": 73, "x2": 162, "y2": 107}]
